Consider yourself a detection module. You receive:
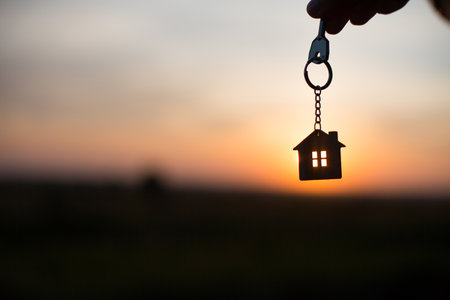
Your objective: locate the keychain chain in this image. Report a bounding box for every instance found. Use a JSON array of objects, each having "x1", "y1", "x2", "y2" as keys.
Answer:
[
  {"x1": 314, "y1": 88, "x2": 321, "y2": 130},
  {"x1": 304, "y1": 20, "x2": 332, "y2": 132}
]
